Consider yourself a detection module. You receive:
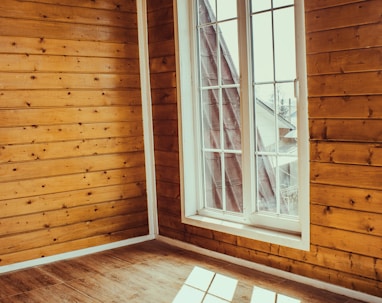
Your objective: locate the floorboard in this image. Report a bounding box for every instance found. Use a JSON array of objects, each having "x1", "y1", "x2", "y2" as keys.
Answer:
[{"x1": 0, "y1": 240, "x2": 368, "y2": 303}]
